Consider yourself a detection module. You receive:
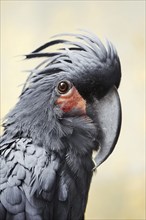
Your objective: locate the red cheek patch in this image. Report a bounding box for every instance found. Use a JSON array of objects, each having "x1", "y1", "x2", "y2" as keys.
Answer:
[{"x1": 56, "y1": 86, "x2": 86, "y2": 114}]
